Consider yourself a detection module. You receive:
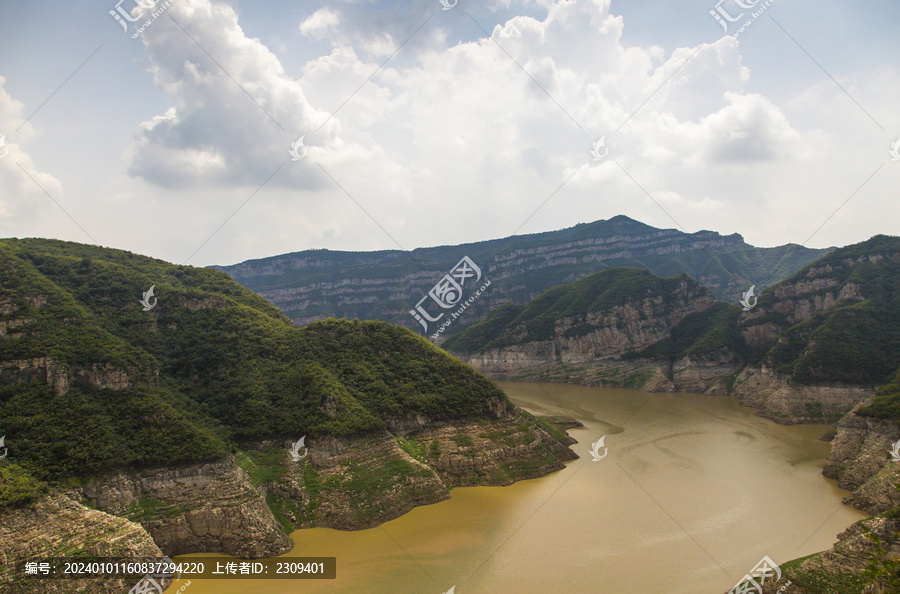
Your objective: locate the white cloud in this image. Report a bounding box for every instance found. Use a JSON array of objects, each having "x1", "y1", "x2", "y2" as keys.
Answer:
[
  {"x1": 0, "y1": 77, "x2": 64, "y2": 229},
  {"x1": 5, "y1": 0, "x2": 897, "y2": 264},
  {"x1": 127, "y1": 0, "x2": 340, "y2": 190},
  {"x1": 299, "y1": 8, "x2": 340, "y2": 39}
]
